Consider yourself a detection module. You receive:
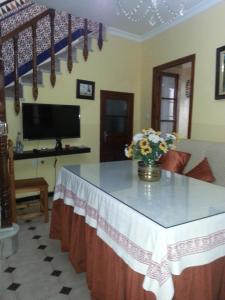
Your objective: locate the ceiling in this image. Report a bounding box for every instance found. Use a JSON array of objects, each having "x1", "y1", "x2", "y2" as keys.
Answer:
[{"x1": 35, "y1": 0, "x2": 222, "y2": 41}]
